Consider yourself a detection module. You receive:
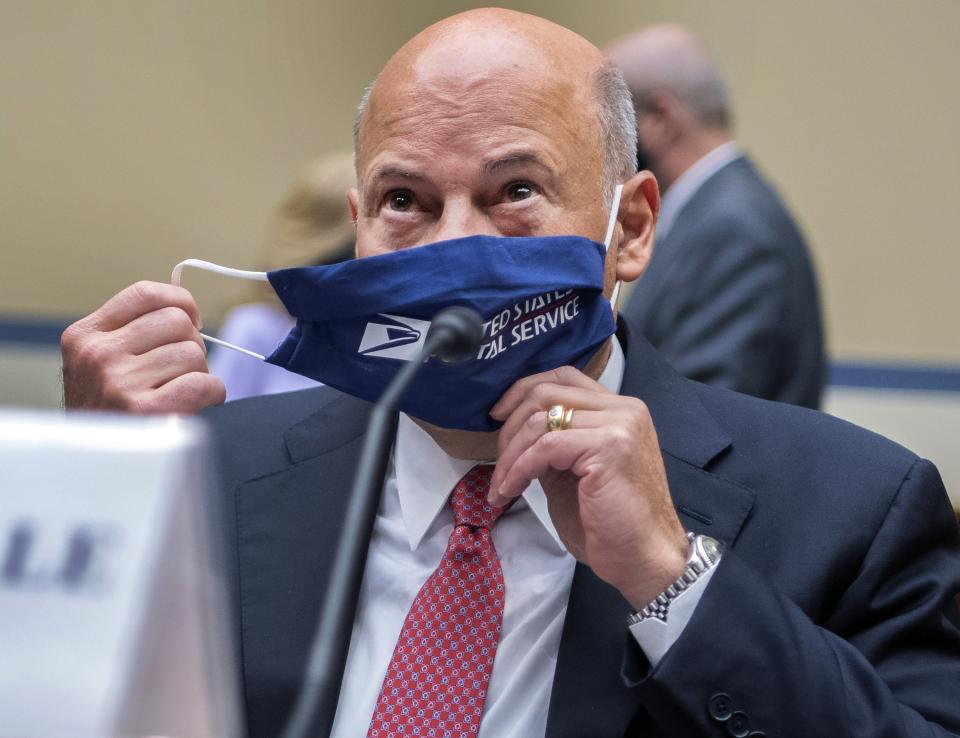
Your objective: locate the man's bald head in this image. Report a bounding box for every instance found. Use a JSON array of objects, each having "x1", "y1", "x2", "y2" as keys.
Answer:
[
  {"x1": 354, "y1": 8, "x2": 636, "y2": 200},
  {"x1": 607, "y1": 24, "x2": 731, "y2": 131}
]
